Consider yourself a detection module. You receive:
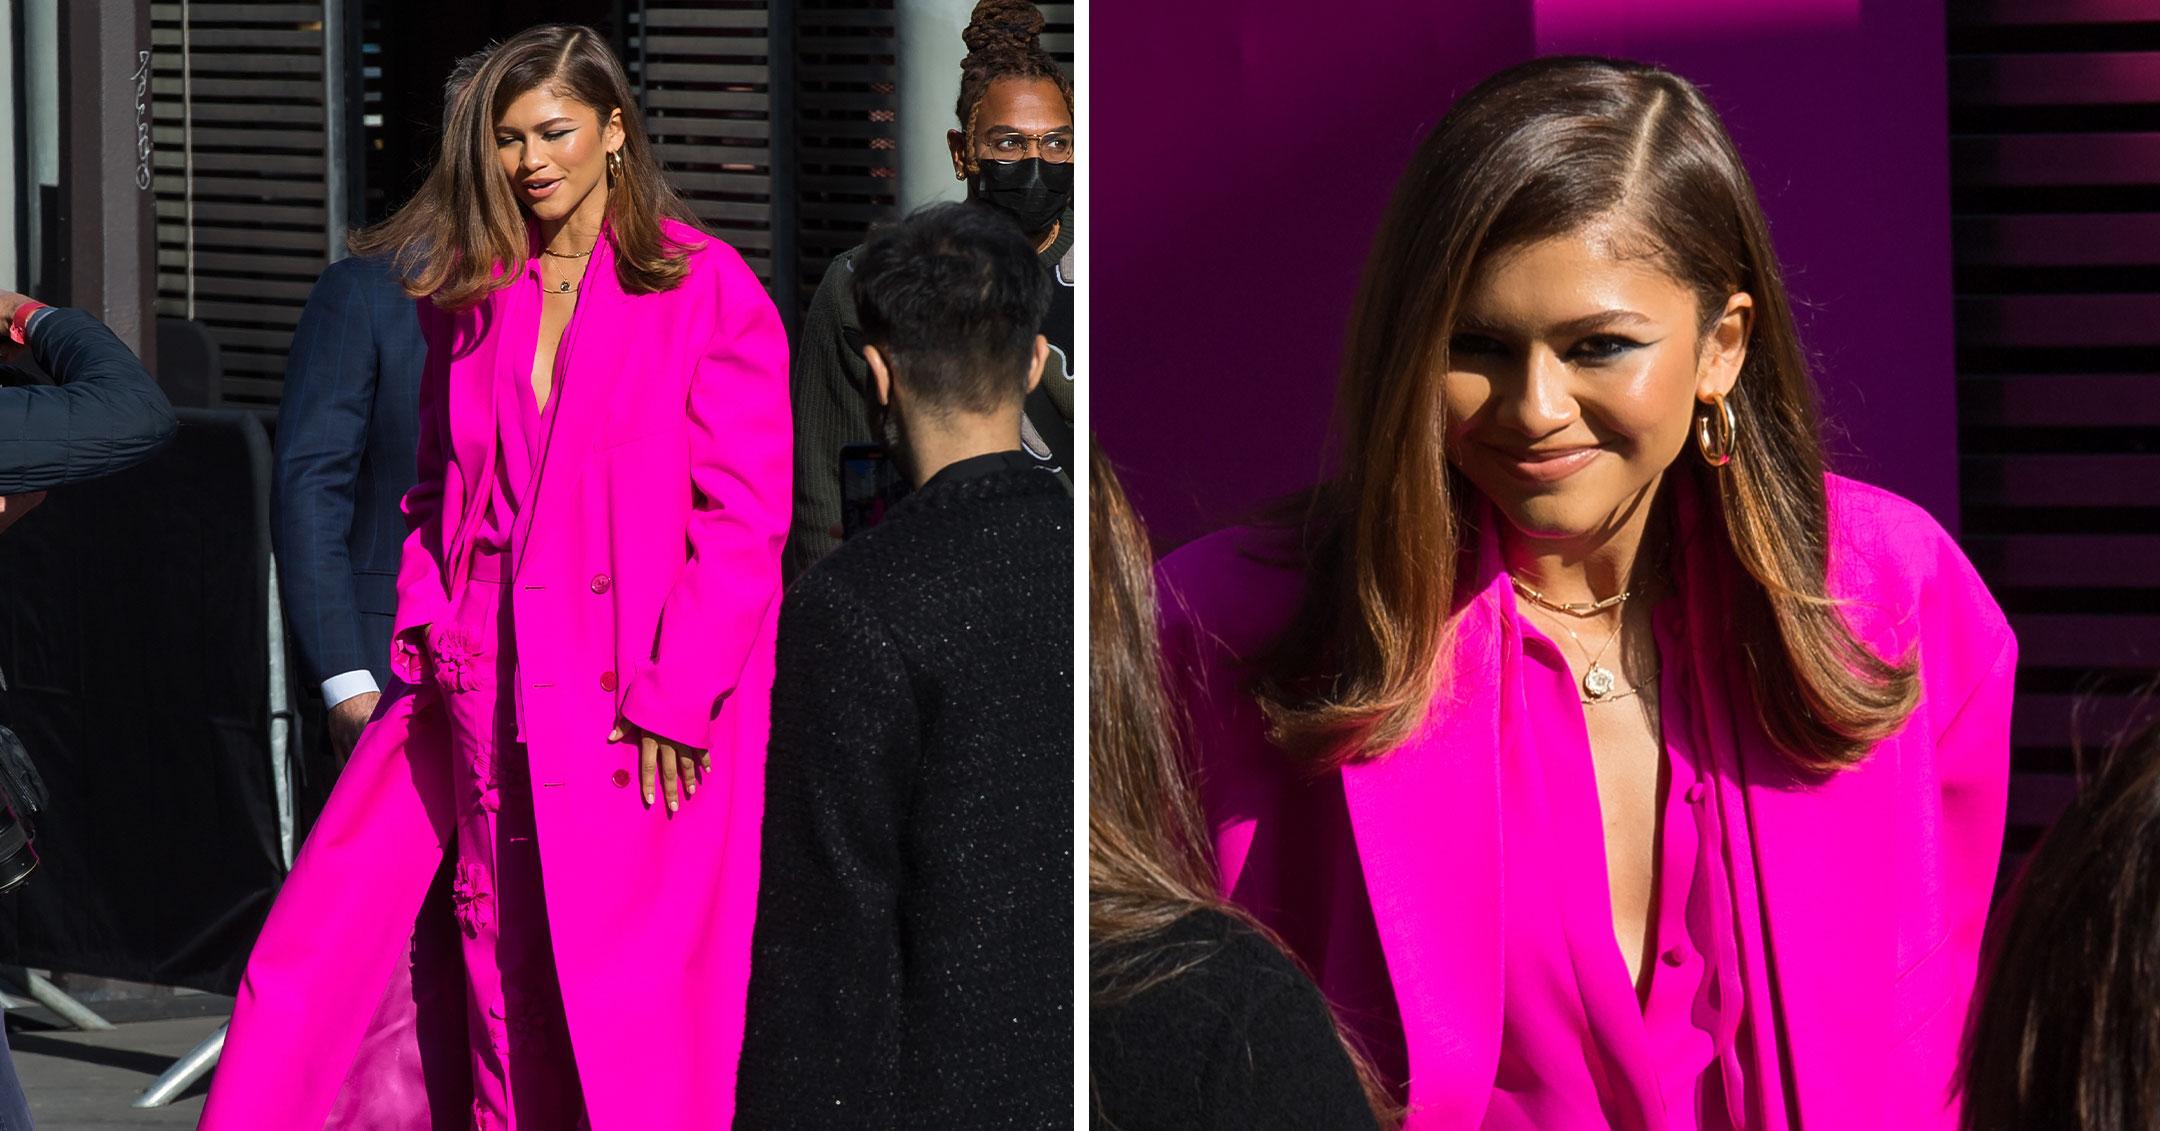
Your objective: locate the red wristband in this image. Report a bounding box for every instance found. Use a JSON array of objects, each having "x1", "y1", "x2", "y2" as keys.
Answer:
[{"x1": 8, "y1": 301, "x2": 48, "y2": 347}]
